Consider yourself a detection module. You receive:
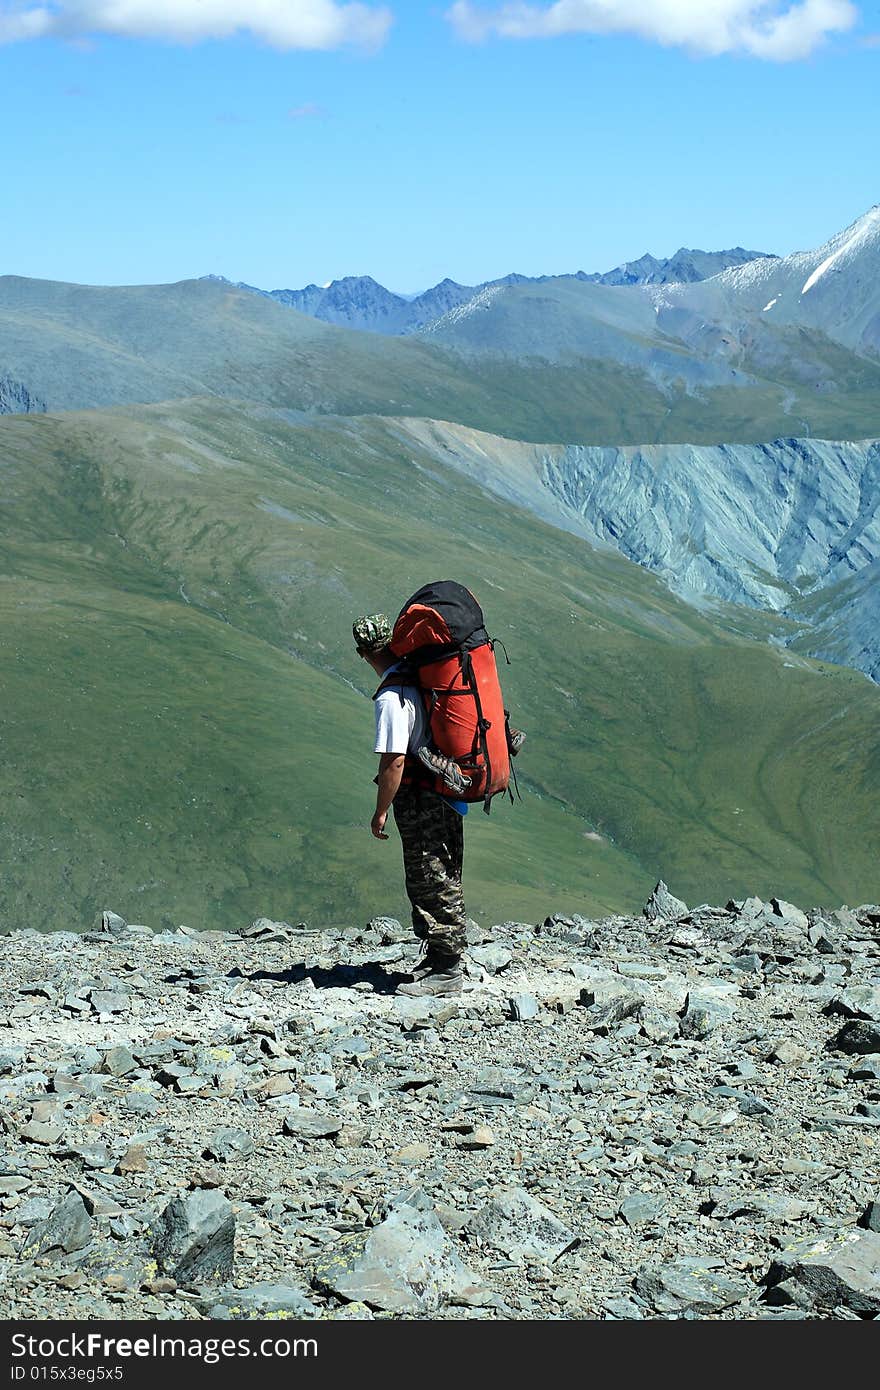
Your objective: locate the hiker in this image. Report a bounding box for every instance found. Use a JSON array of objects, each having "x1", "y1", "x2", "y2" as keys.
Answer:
[{"x1": 353, "y1": 612, "x2": 469, "y2": 997}]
